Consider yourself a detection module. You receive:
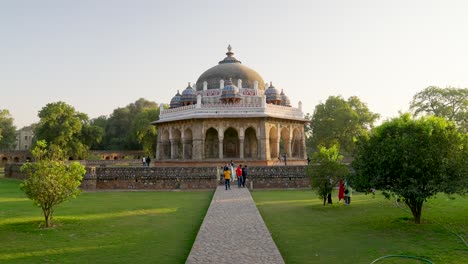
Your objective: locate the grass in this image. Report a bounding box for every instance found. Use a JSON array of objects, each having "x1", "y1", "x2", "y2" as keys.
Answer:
[
  {"x1": 251, "y1": 190, "x2": 467, "y2": 264},
  {"x1": 0, "y1": 177, "x2": 213, "y2": 264}
]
